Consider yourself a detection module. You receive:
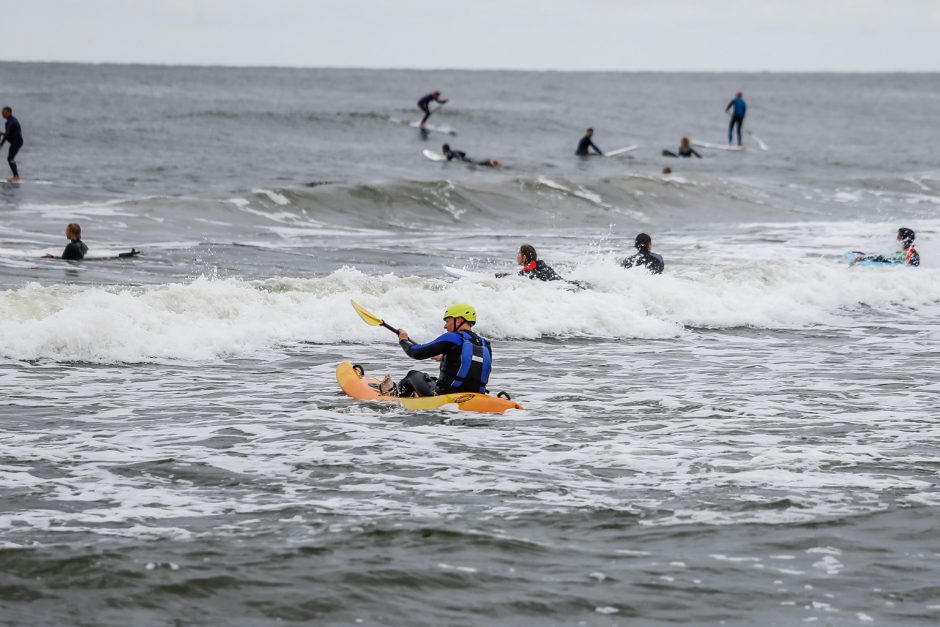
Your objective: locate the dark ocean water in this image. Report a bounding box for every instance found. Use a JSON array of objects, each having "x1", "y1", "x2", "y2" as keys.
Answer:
[{"x1": 1, "y1": 63, "x2": 940, "y2": 625}]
